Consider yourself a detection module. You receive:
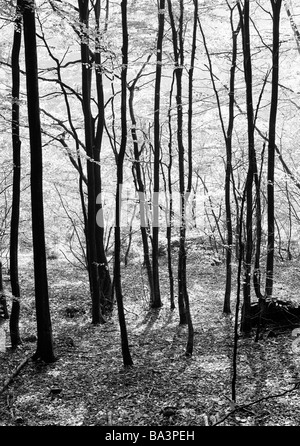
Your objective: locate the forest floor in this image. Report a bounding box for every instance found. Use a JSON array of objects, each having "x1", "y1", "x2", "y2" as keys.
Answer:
[{"x1": 1, "y1": 237, "x2": 300, "y2": 428}]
